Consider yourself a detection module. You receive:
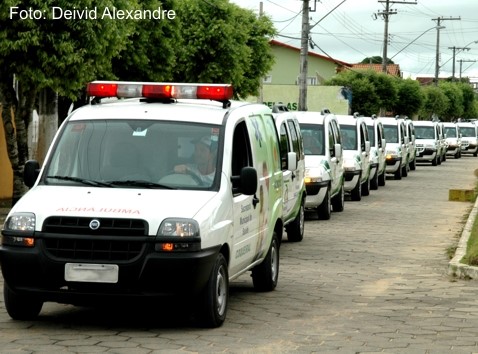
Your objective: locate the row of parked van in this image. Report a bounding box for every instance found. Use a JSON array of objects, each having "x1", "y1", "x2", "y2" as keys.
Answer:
[{"x1": 272, "y1": 106, "x2": 478, "y2": 229}]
